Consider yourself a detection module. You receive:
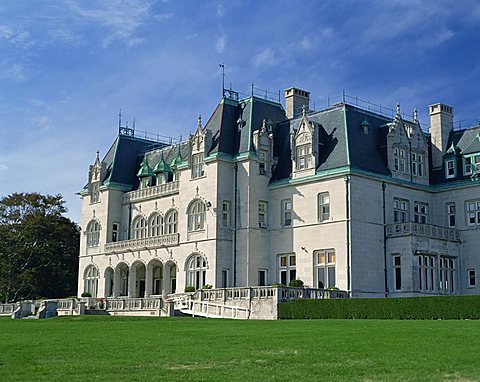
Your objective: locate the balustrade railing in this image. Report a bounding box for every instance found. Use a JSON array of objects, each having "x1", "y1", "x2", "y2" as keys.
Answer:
[
  {"x1": 104, "y1": 233, "x2": 179, "y2": 252},
  {"x1": 386, "y1": 222, "x2": 460, "y2": 242},
  {"x1": 0, "y1": 303, "x2": 15, "y2": 315},
  {"x1": 122, "y1": 181, "x2": 179, "y2": 203}
]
